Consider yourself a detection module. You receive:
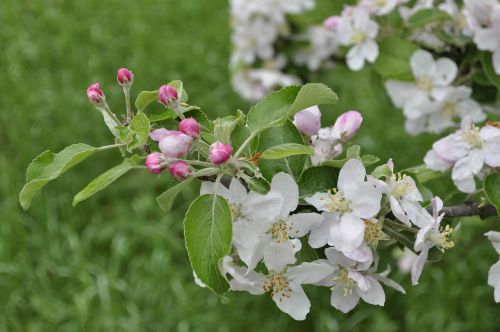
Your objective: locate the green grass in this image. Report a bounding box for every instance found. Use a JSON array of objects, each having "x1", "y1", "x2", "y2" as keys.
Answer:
[{"x1": 1, "y1": 1, "x2": 500, "y2": 331}]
